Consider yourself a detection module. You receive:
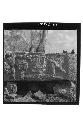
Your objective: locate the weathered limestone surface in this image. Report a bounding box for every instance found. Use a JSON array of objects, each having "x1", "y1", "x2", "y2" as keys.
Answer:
[{"x1": 4, "y1": 52, "x2": 77, "y2": 81}]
